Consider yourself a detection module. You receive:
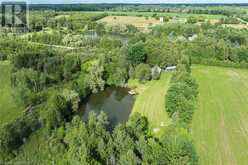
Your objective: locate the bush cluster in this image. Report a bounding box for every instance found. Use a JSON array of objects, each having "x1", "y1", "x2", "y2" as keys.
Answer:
[
  {"x1": 0, "y1": 112, "x2": 39, "y2": 161},
  {"x1": 165, "y1": 64, "x2": 198, "y2": 126},
  {"x1": 192, "y1": 57, "x2": 248, "y2": 69},
  {"x1": 163, "y1": 58, "x2": 199, "y2": 164},
  {"x1": 35, "y1": 112, "x2": 199, "y2": 165}
]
